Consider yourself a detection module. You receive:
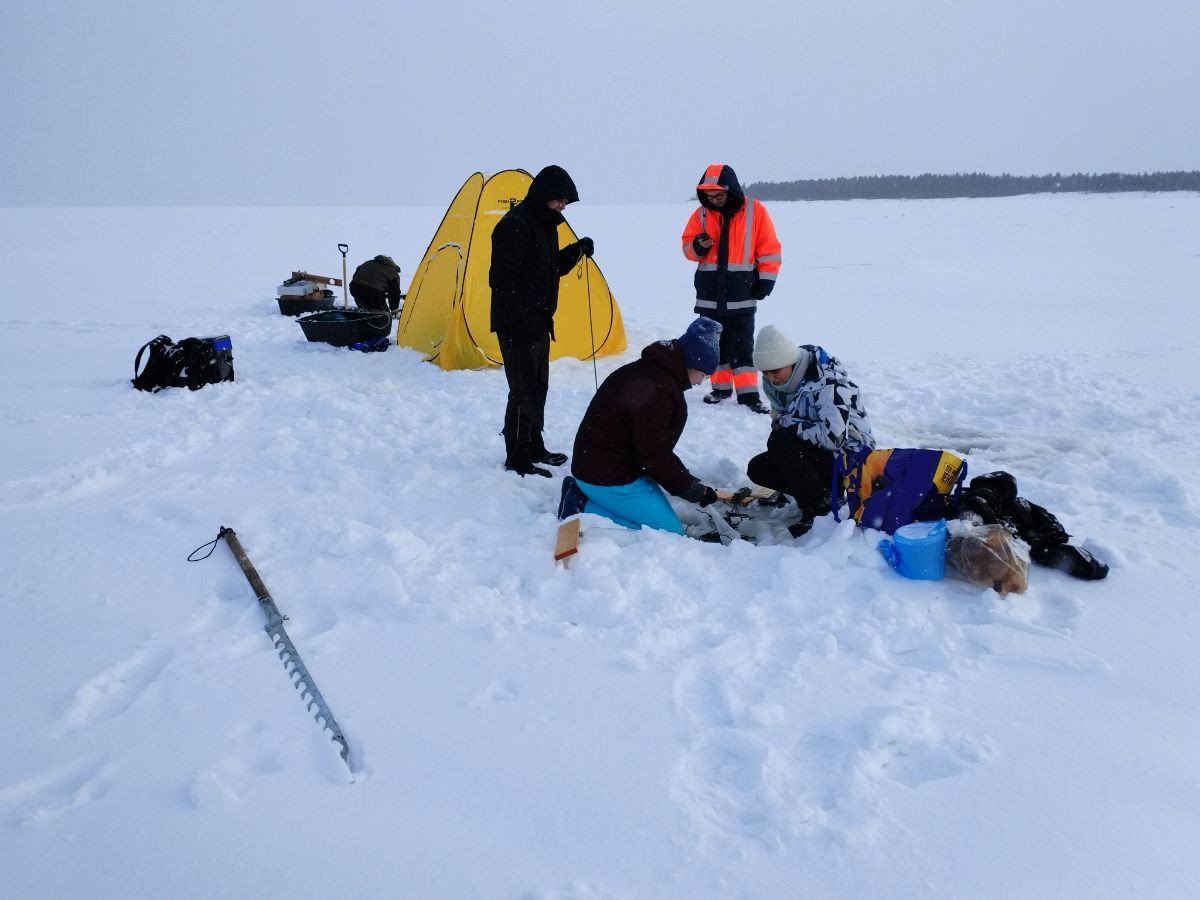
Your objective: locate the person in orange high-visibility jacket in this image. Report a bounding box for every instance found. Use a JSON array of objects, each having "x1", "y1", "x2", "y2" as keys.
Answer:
[{"x1": 681, "y1": 163, "x2": 781, "y2": 413}]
